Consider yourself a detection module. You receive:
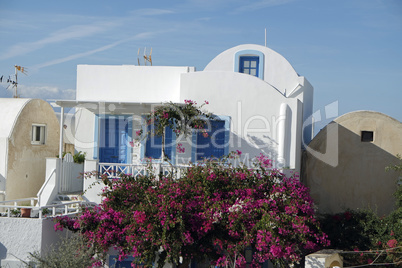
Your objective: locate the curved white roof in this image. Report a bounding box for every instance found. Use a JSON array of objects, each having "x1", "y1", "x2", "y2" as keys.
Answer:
[
  {"x1": 0, "y1": 98, "x2": 31, "y2": 139},
  {"x1": 204, "y1": 44, "x2": 301, "y2": 94}
]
